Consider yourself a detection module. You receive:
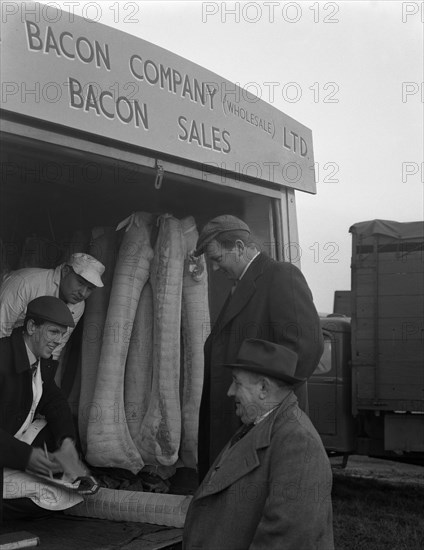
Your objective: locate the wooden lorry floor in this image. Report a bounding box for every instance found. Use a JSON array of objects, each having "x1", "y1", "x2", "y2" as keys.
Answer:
[
  {"x1": 0, "y1": 515, "x2": 183, "y2": 549},
  {"x1": 0, "y1": 468, "x2": 196, "y2": 549}
]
